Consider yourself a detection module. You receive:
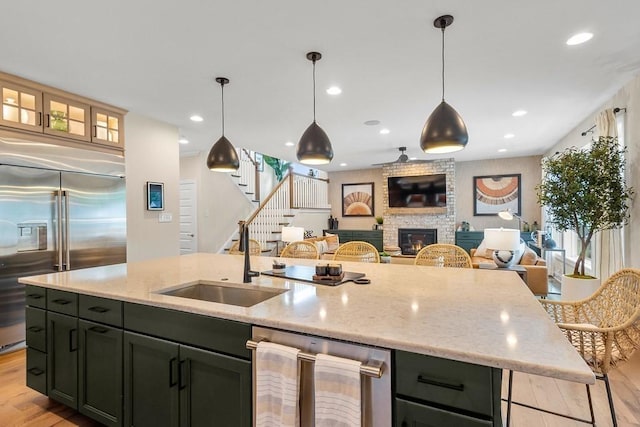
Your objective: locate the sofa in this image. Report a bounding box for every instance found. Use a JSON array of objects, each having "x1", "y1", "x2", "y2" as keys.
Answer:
[{"x1": 470, "y1": 243, "x2": 548, "y2": 296}]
